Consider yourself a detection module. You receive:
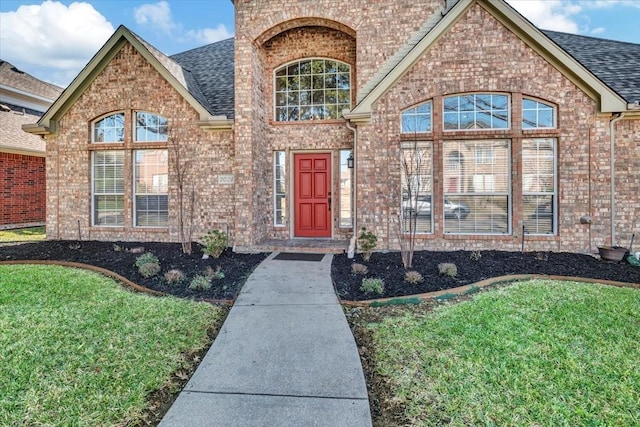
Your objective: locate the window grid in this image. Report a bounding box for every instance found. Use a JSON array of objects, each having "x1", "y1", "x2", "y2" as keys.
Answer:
[
  {"x1": 522, "y1": 98, "x2": 556, "y2": 129},
  {"x1": 274, "y1": 151, "x2": 287, "y2": 226},
  {"x1": 135, "y1": 112, "x2": 168, "y2": 142},
  {"x1": 401, "y1": 102, "x2": 432, "y2": 133},
  {"x1": 93, "y1": 113, "x2": 125, "y2": 143},
  {"x1": 523, "y1": 138, "x2": 557, "y2": 235},
  {"x1": 92, "y1": 151, "x2": 125, "y2": 226},
  {"x1": 443, "y1": 140, "x2": 511, "y2": 235},
  {"x1": 274, "y1": 59, "x2": 351, "y2": 121},
  {"x1": 339, "y1": 150, "x2": 353, "y2": 228},
  {"x1": 443, "y1": 94, "x2": 509, "y2": 130},
  {"x1": 134, "y1": 150, "x2": 169, "y2": 227},
  {"x1": 401, "y1": 142, "x2": 433, "y2": 234}
]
